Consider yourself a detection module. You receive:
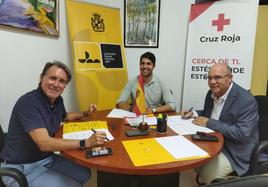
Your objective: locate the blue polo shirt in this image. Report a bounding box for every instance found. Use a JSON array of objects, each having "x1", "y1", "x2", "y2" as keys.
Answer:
[{"x1": 0, "y1": 87, "x2": 66, "y2": 164}]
